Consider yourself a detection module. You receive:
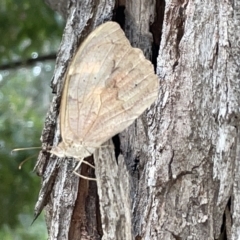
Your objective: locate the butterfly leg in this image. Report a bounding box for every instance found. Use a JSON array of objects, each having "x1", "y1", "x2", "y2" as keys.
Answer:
[
  {"x1": 74, "y1": 158, "x2": 95, "y2": 170},
  {"x1": 73, "y1": 158, "x2": 96, "y2": 181},
  {"x1": 82, "y1": 160, "x2": 95, "y2": 169},
  {"x1": 73, "y1": 171, "x2": 96, "y2": 181}
]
